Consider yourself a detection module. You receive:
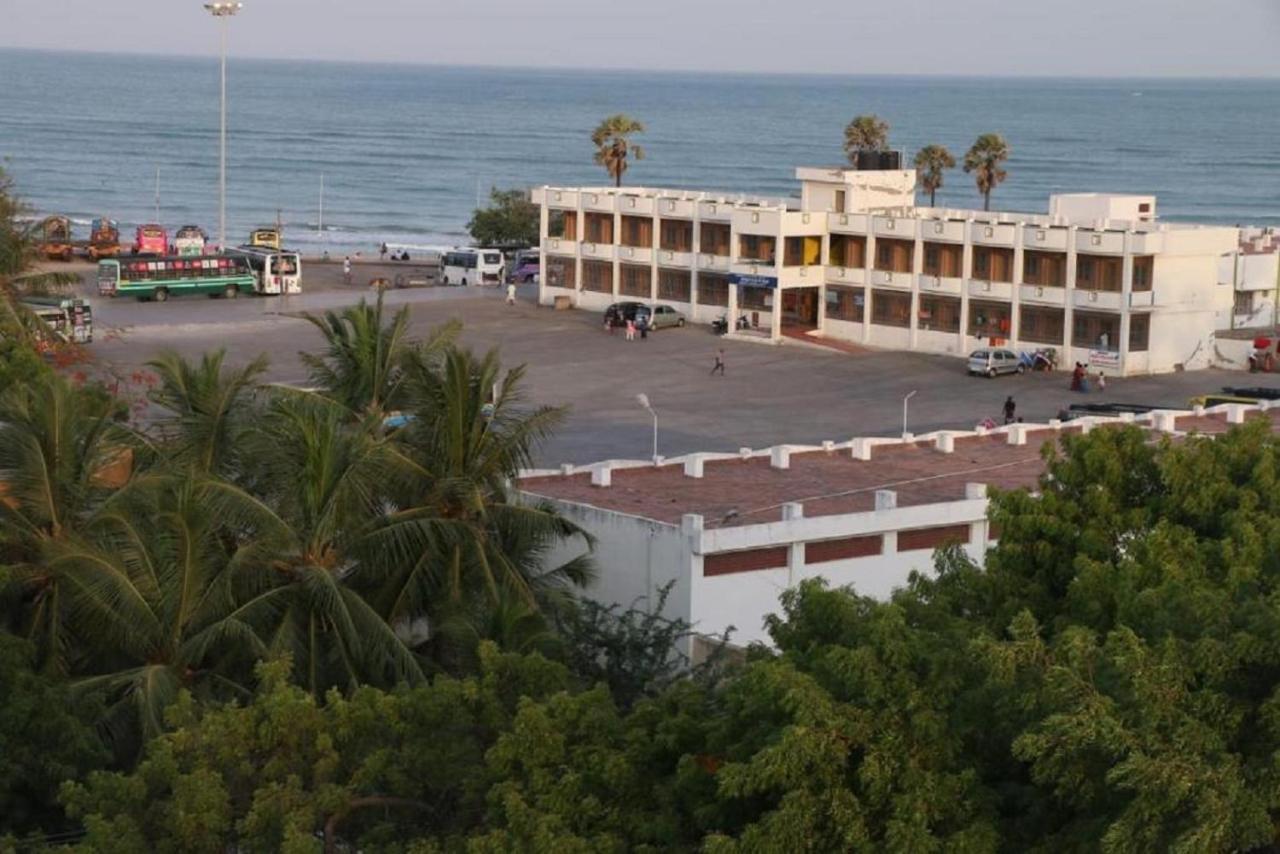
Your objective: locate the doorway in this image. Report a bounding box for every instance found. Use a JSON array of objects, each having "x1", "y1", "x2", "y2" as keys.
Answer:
[{"x1": 782, "y1": 287, "x2": 819, "y2": 331}]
